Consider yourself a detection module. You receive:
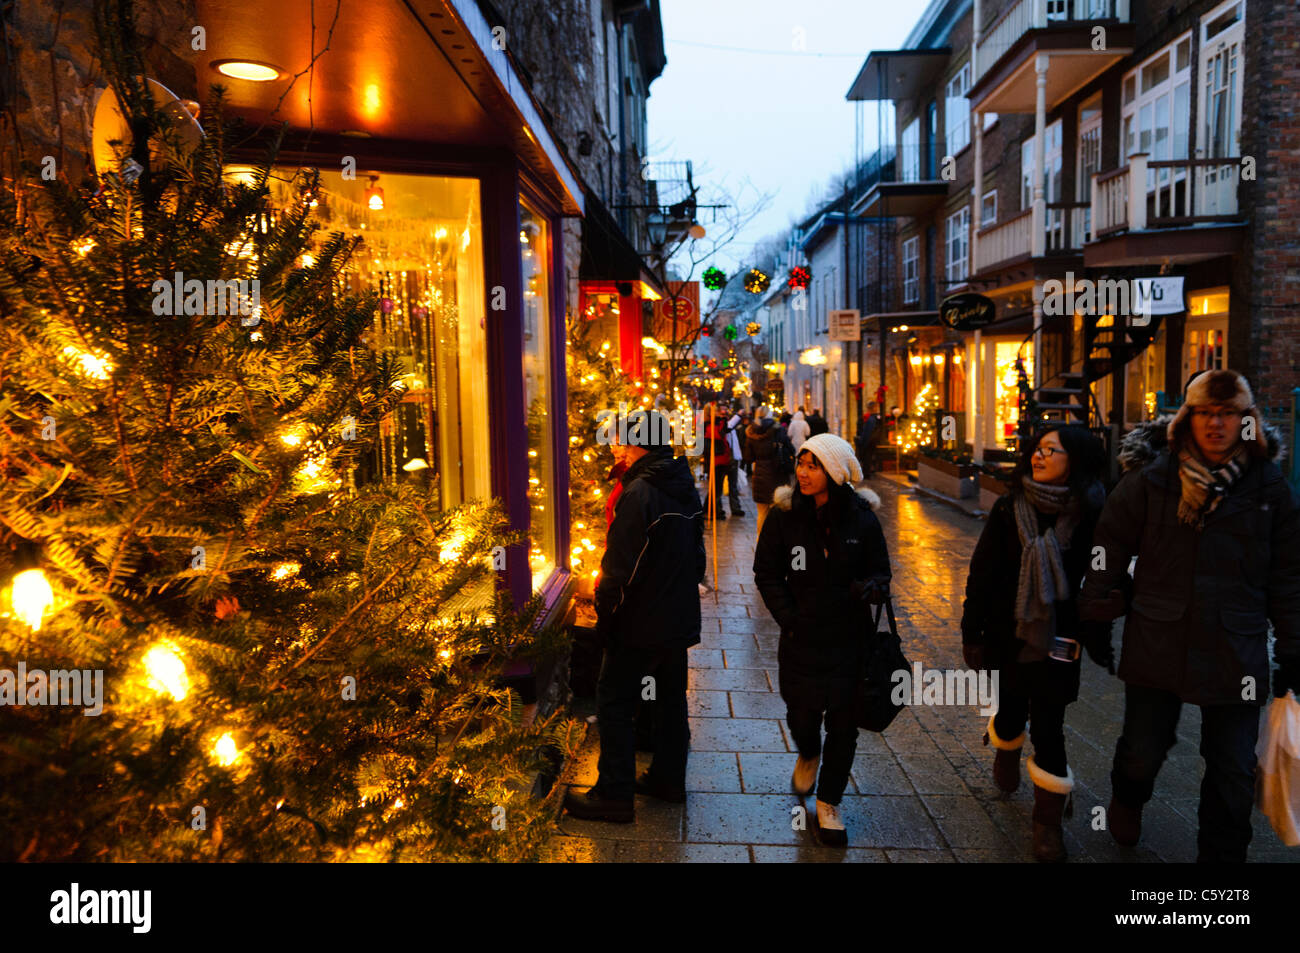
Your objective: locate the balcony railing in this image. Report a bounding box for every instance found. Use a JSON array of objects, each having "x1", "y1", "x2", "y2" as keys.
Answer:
[
  {"x1": 1047, "y1": 202, "x2": 1090, "y2": 251},
  {"x1": 1090, "y1": 154, "x2": 1242, "y2": 237},
  {"x1": 974, "y1": 209, "x2": 1032, "y2": 271},
  {"x1": 975, "y1": 0, "x2": 1131, "y2": 83}
]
